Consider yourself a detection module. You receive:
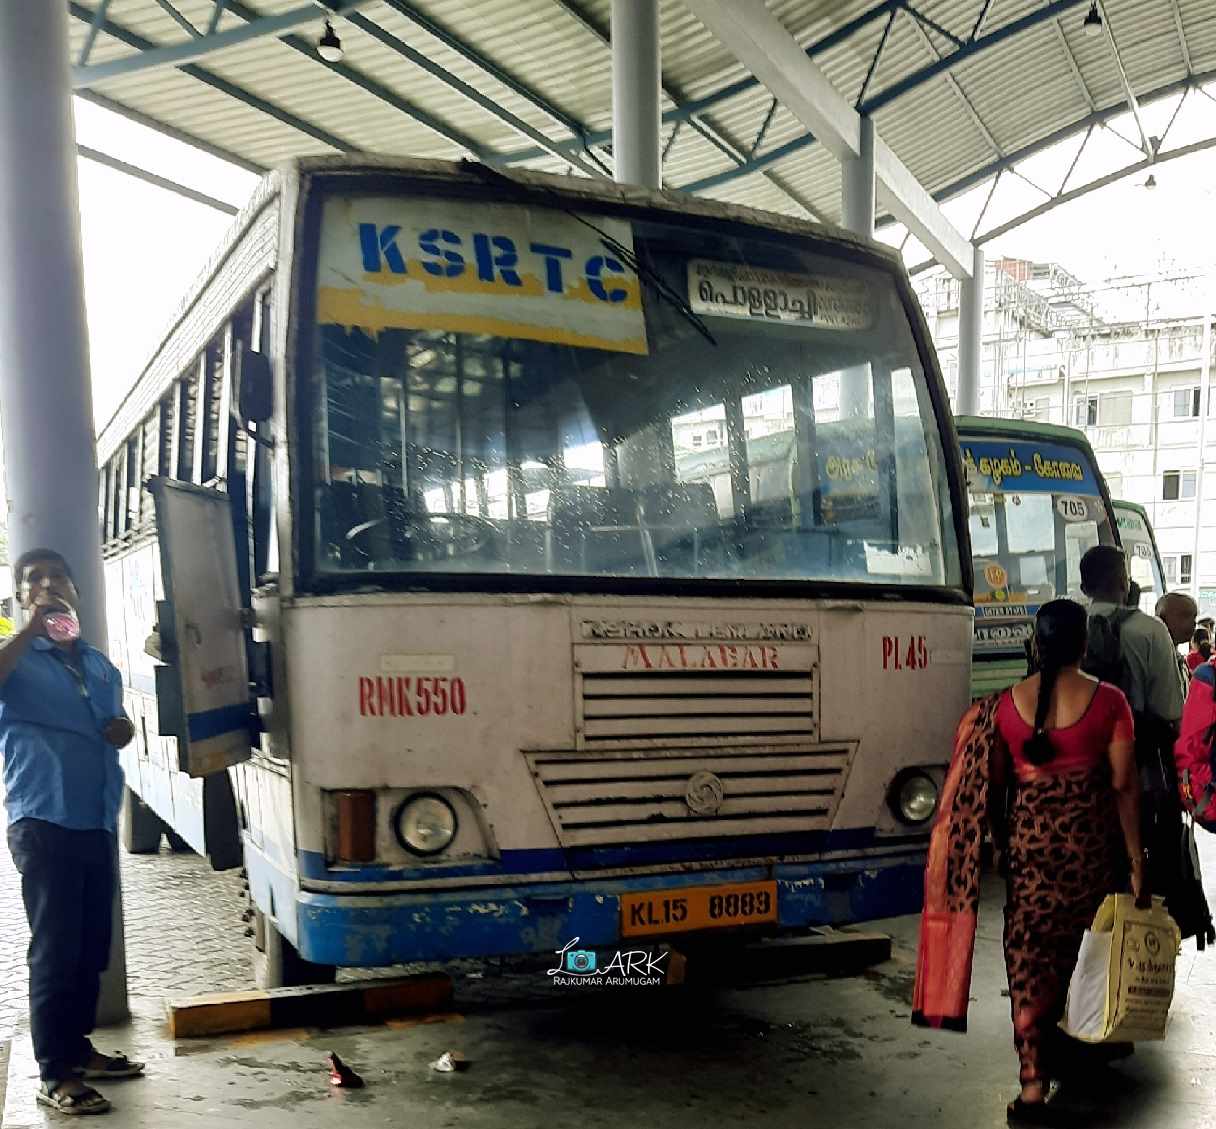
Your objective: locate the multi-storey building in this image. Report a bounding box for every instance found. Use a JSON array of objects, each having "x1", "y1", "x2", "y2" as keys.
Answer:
[{"x1": 916, "y1": 259, "x2": 1216, "y2": 612}]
